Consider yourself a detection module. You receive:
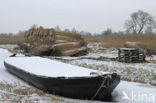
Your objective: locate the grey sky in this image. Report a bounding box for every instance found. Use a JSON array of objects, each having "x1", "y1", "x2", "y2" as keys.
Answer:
[{"x1": 0, "y1": 0, "x2": 156, "y2": 33}]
